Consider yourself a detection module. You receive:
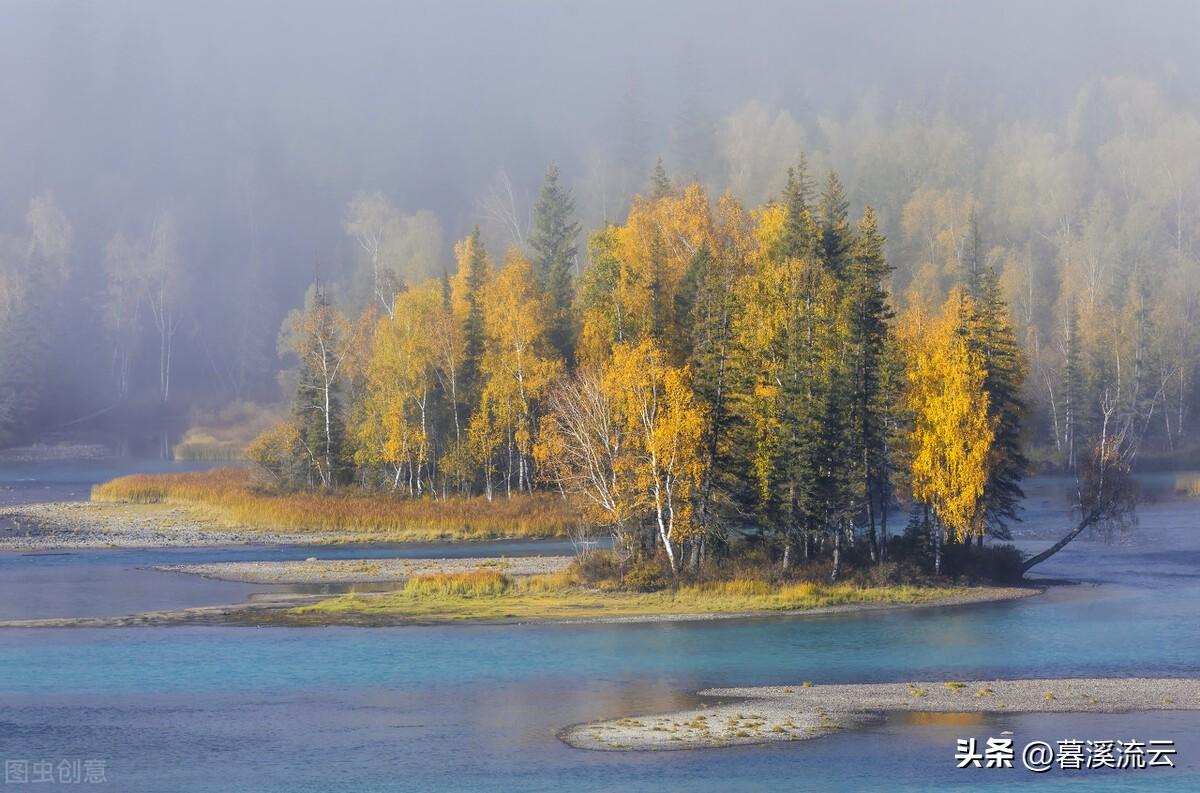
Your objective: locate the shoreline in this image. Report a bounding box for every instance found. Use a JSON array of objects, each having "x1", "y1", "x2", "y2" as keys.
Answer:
[
  {"x1": 0, "y1": 582, "x2": 1041, "y2": 629},
  {"x1": 154, "y1": 555, "x2": 574, "y2": 584},
  {"x1": 560, "y1": 677, "x2": 1200, "y2": 751},
  {"x1": 0, "y1": 500, "x2": 564, "y2": 550}
]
